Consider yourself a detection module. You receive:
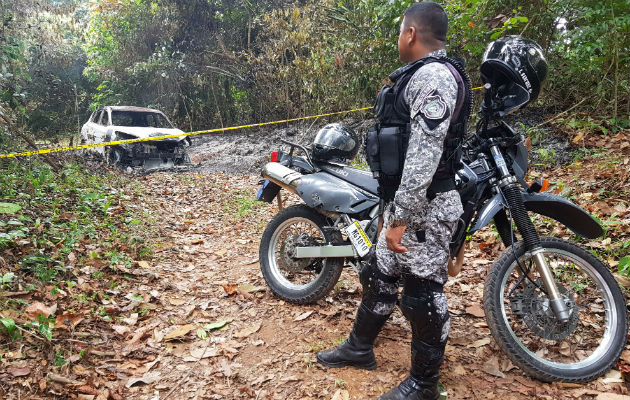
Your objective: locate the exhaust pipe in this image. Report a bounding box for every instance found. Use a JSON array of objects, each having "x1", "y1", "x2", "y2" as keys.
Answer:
[{"x1": 262, "y1": 162, "x2": 302, "y2": 194}]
